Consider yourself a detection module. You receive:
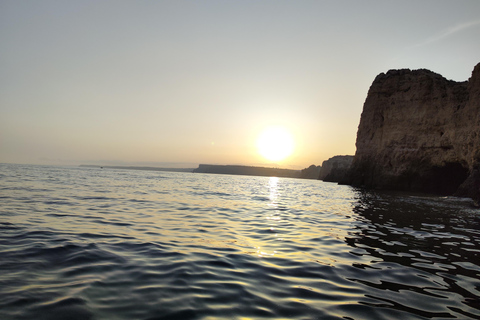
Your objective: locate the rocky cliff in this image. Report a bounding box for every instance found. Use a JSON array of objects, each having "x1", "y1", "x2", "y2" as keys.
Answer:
[
  {"x1": 318, "y1": 155, "x2": 353, "y2": 182},
  {"x1": 299, "y1": 165, "x2": 322, "y2": 179},
  {"x1": 346, "y1": 63, "x2": 480, "y2": 203}
]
